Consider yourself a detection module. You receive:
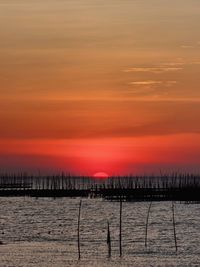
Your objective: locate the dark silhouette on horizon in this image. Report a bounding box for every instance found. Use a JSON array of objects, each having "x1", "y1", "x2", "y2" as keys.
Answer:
[{"x1": 0, "y1": 172, "x2": 200, "y2": 202}]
